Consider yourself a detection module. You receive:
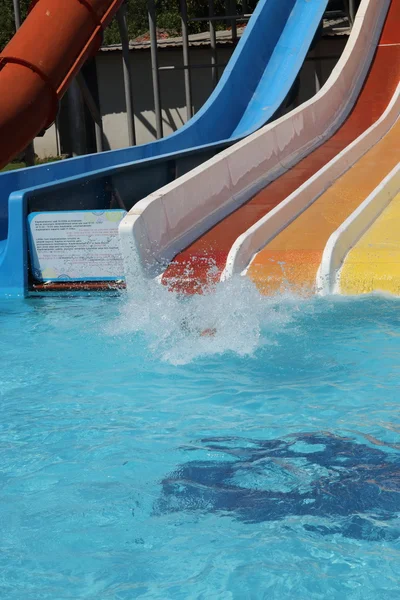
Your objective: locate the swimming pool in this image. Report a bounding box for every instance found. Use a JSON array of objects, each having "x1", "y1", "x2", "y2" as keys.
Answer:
[{"x1": 1, "y1": 281, "x2": 399, "y2": 599}]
